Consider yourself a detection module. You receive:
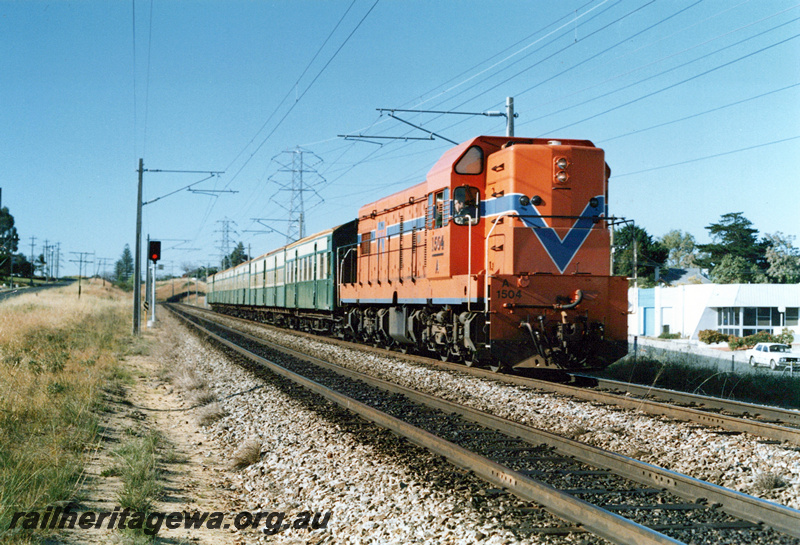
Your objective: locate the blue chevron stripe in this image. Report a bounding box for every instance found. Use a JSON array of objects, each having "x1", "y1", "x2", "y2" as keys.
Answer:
[{"x1": 482, "y1": 194, "x2": 605, "y2": 273}]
